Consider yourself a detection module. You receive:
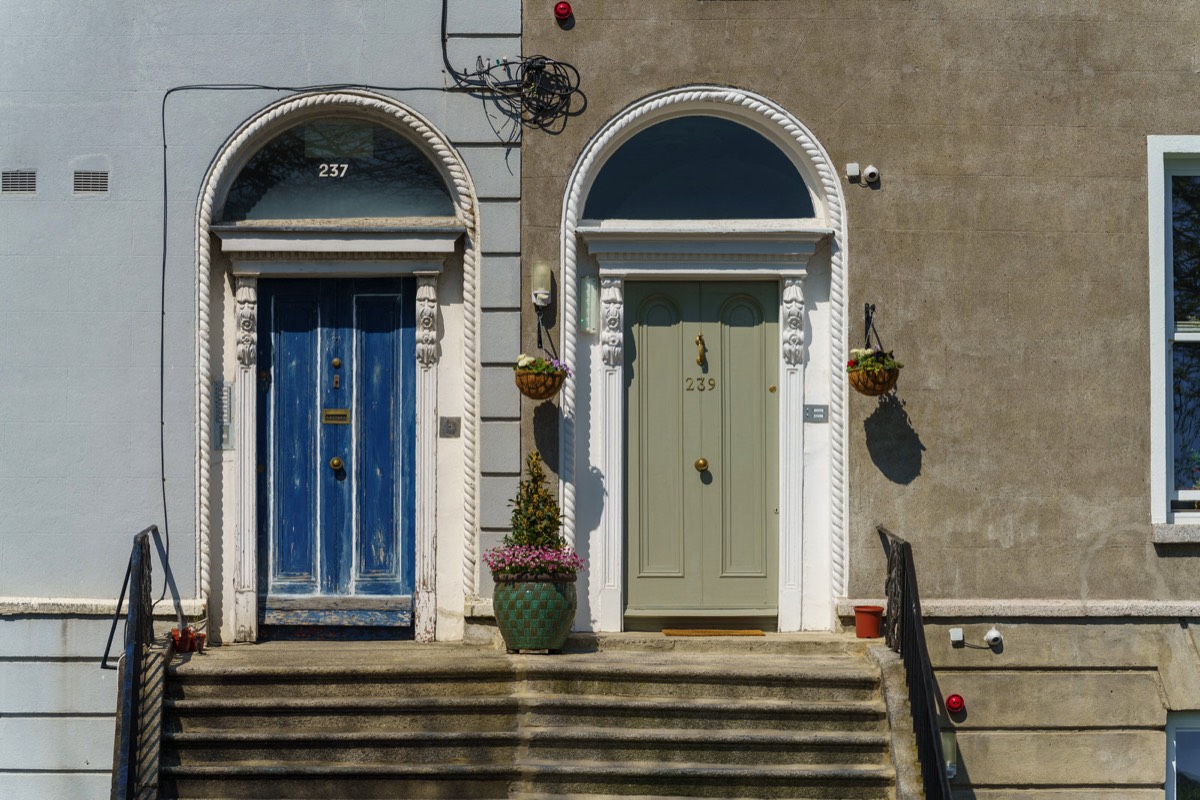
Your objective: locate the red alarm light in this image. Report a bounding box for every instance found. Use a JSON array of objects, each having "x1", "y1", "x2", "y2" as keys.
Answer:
[
  {"x1": 945, "y1": 694, "x2": 966, "y2": 714},
  {"x1": 554, "y1": 2, "x2": 573, "y2": 21}
]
